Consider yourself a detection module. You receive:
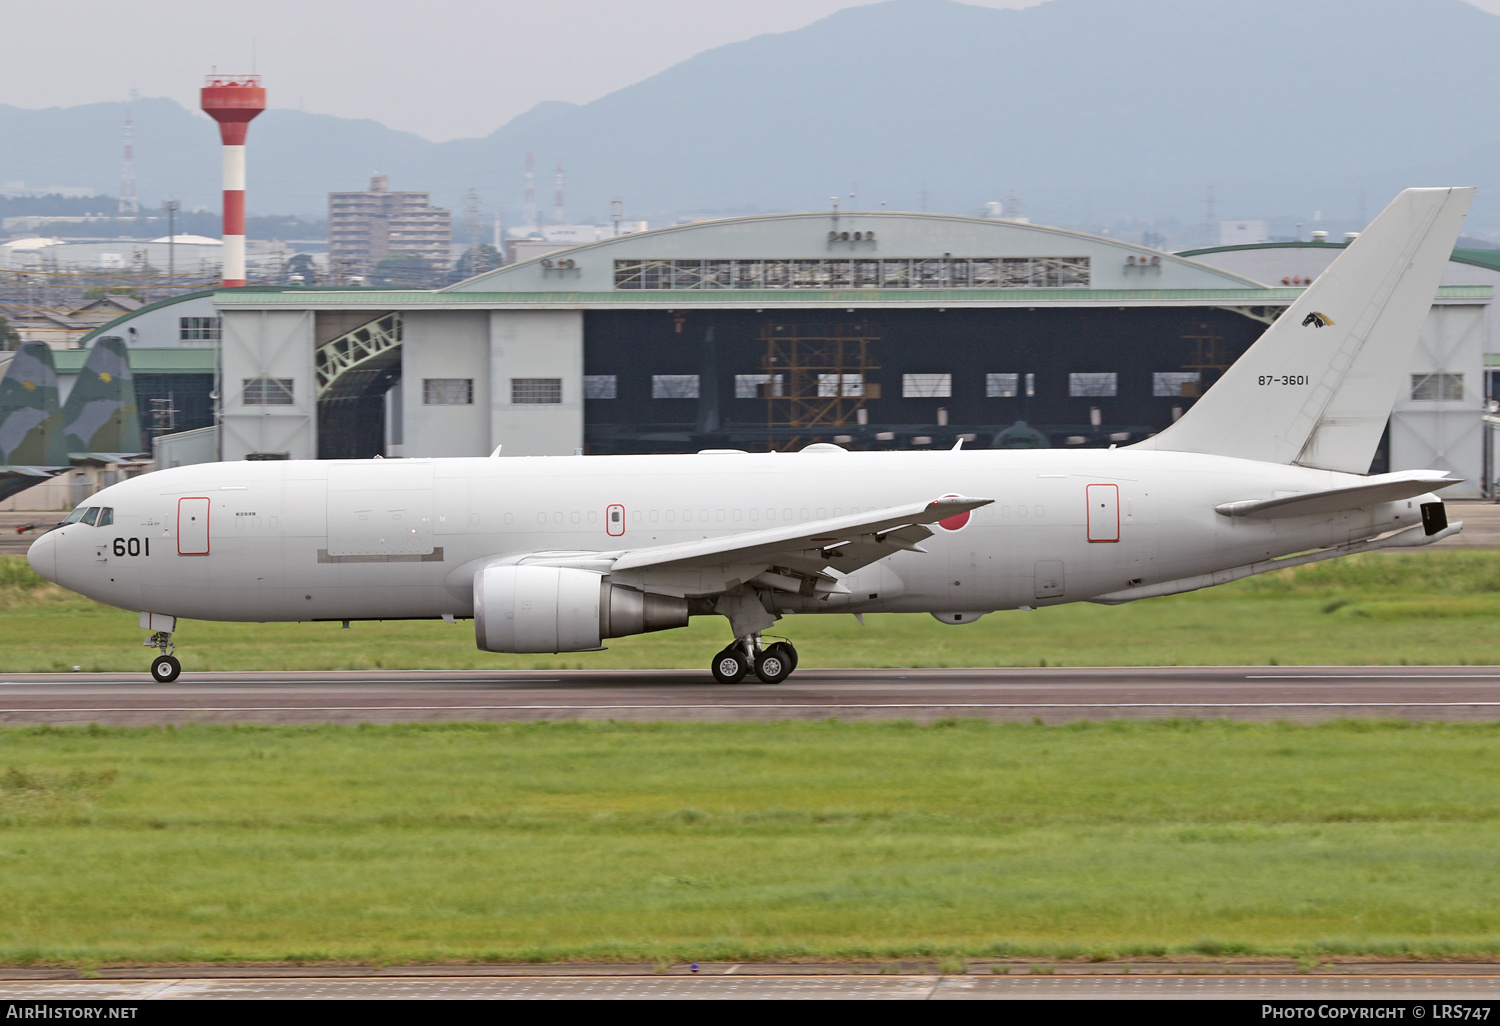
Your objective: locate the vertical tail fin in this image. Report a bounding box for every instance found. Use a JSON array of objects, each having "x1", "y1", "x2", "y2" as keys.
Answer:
[
  {"x1": 0, "y1": 342, "x2": 65, "y2": 466},
  {"x1": 1138, "y1": 187, "x2": 1473, "y2": 472},
  {"x1": 61, "y1": 336, "x2": 142, "y2": 456}
]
